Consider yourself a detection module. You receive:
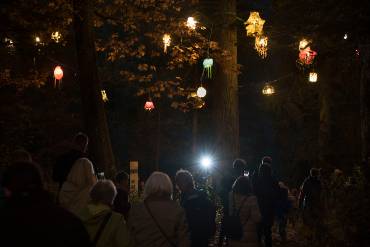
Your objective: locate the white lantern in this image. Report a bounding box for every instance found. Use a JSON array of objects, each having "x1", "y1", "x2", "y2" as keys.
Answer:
[
  {"x1": 163, "y1": 34, "x2": 171, "y2": 53},
  {"x1": 197, "y1": 86, "x2": 207, "y2": 98},
  {"x1": 262, "y1": 84, "x2": 275, "y2": 95},
  {"x1": 186, "y1": 17, "x2": 197, "y2": 30},
  {"x1": 309, "y1": 72, "x2": 318, "y2": 83}
]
